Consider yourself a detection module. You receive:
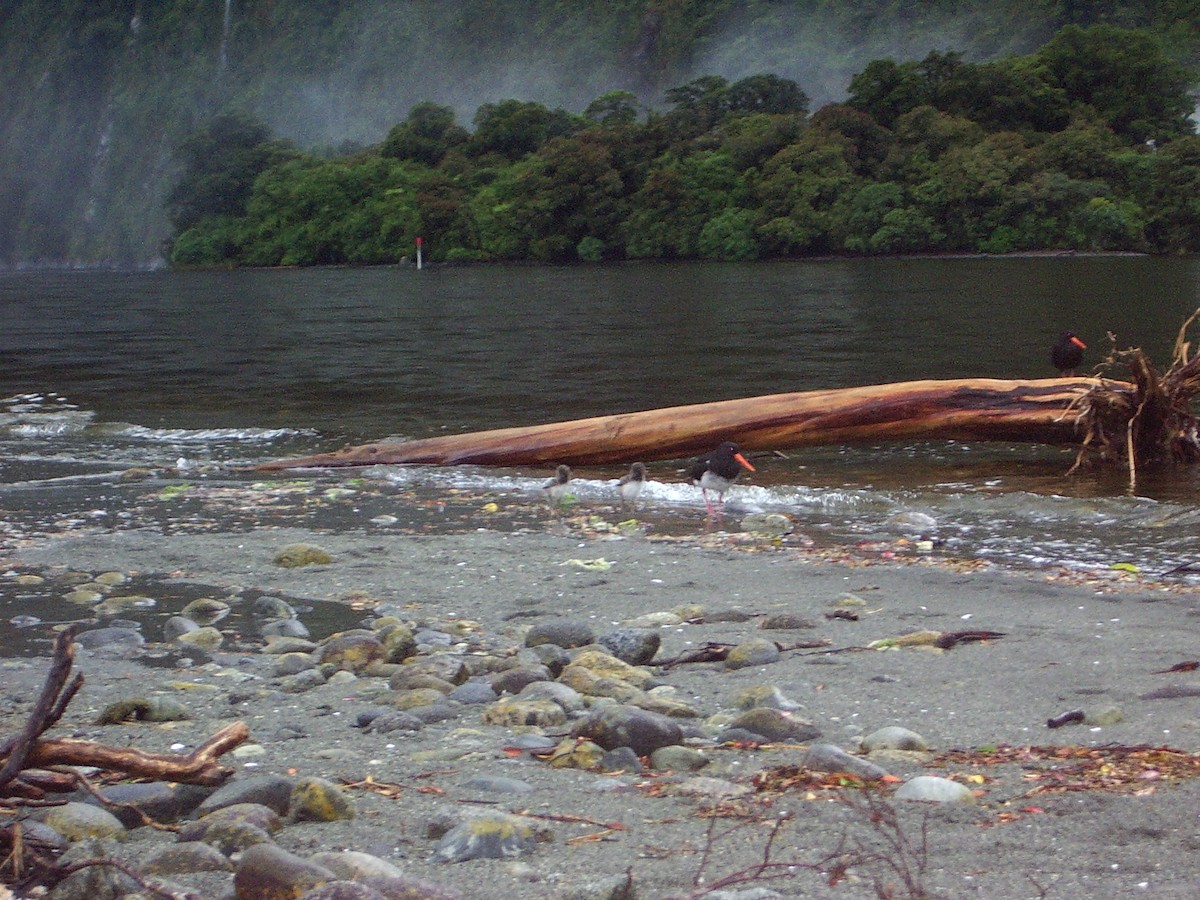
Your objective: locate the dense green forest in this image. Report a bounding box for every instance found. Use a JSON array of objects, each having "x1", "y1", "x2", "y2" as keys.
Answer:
[{"x1": 2, "y1": 1, "x2": 1198, "y2": 267}]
